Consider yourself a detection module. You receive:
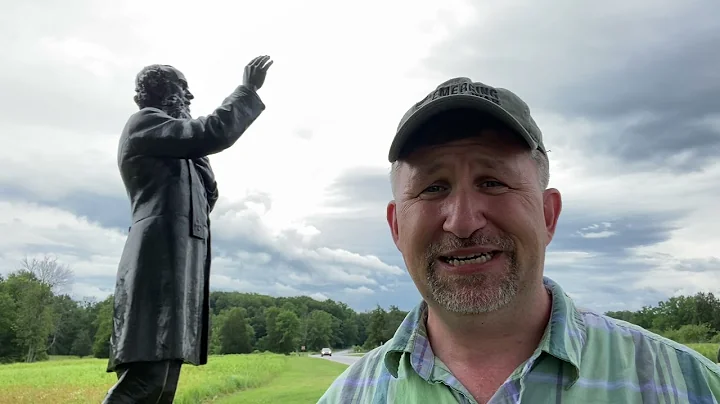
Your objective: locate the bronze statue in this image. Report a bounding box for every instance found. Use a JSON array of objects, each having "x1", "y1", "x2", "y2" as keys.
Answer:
[{"x1": 103, "y1": 55, "x2": 273, "y2": 403}]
